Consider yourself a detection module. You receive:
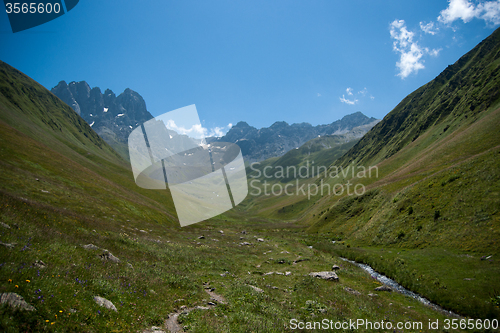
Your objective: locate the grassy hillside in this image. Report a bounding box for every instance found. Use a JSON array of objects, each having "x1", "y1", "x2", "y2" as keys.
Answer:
[
  {"x1": 0, "y1": 61, "x2": 465, "y2": 331},
  {"x1": 297, "y1": 29, "x2": 500, "y2": 318}
]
